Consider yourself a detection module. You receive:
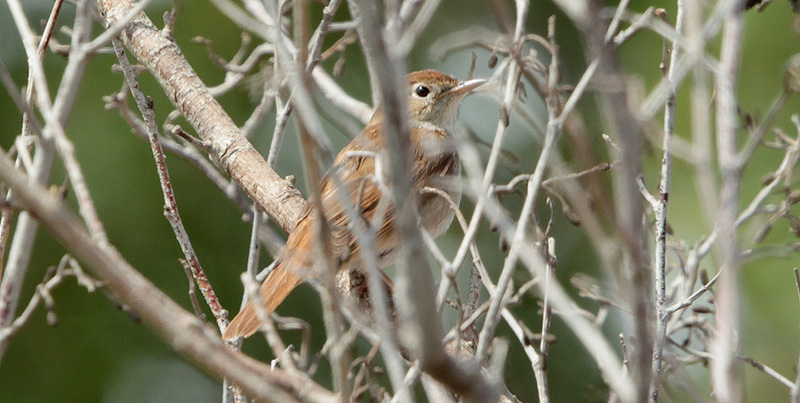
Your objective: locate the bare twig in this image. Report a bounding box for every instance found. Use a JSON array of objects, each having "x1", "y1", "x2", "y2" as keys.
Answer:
[
  {"x1": 181, "y1": 259, "x2": 205, "y2": 320},
  {"x1": 711, "y1": 2, "x2": 743, "y2": 401},
  {"x1": 112, "y1": 38, "x2": 229, "y2": 331},
  {"x1": 534, "y1": 237, "x2": 555, "y2": 403},
  {"x1": 0, "y1": 255, "x2": 101, "y2": 344},
  {"x1": 649, "y1": 5, "x2": 684, "y2": 402},
  {"x1": 290, "y1": 2, "x2": 352, "y2": 397}
]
